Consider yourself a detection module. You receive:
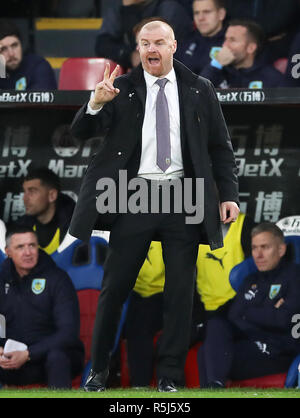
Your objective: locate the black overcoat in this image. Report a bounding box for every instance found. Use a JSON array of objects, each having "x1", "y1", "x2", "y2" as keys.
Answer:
[{"x1": 69, "y1": 59, "x2": 239, "y2": 250}]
